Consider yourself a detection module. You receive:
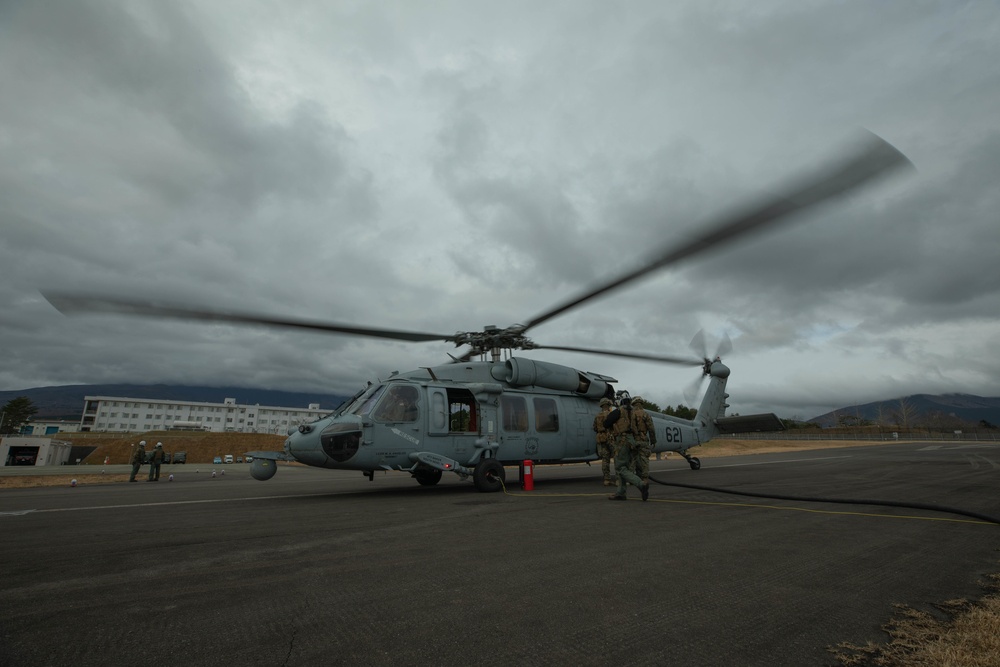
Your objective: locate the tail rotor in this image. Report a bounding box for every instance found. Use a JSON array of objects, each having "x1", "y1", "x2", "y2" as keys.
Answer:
[{"x1": 683, "y1": 329, "x2": 733, "y2": 405}]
